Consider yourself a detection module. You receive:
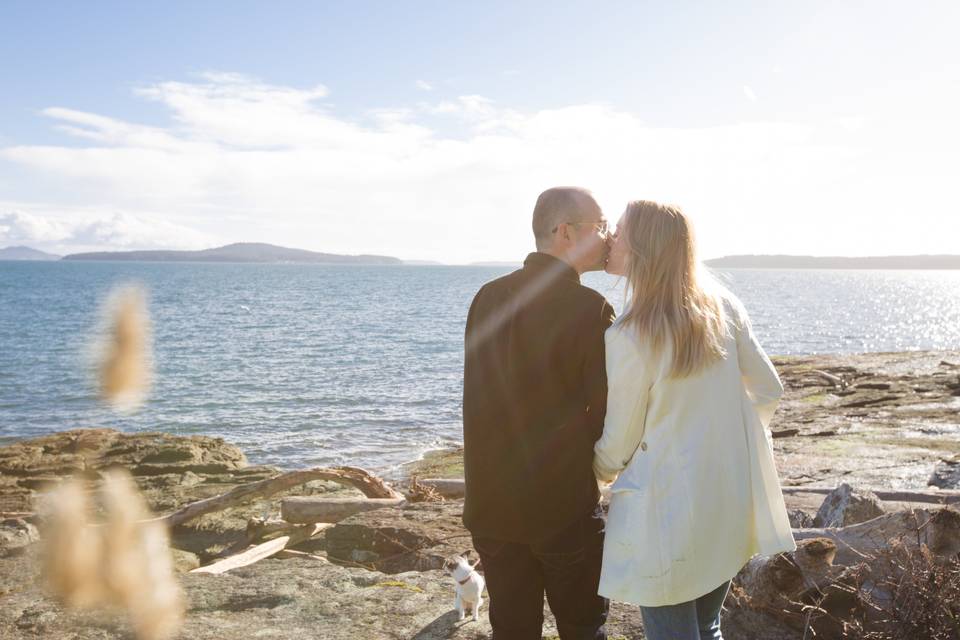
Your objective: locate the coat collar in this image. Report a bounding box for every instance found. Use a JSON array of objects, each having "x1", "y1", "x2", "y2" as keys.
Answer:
[{"x1": 523, "y1": 252, "x2": 580, "y2": 284}]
